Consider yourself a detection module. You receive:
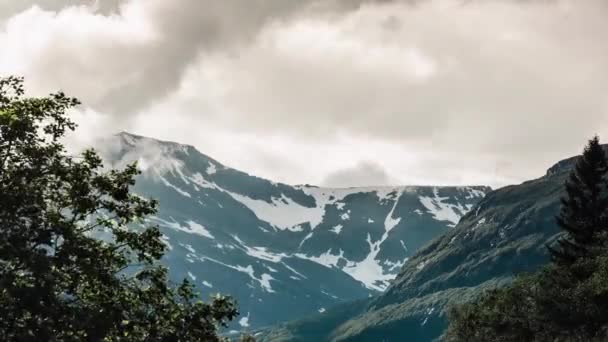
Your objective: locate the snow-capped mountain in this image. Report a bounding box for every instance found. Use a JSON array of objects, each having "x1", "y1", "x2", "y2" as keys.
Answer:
[
  {"x1": 98, "y1": 132, "x2": 490, "y2": 329},
  {"x1": 256, "y1": 145, "x2": 608, "y2": 342}
]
